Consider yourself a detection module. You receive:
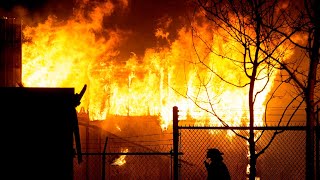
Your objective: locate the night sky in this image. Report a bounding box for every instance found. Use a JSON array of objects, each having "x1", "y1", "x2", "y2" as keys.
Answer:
[
  {"x1": 0, "y1": 0, "x2": 74, "y2": 19},
  {"x1": 1, "y1": 0, "x2": 49, "y2": 10}
]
